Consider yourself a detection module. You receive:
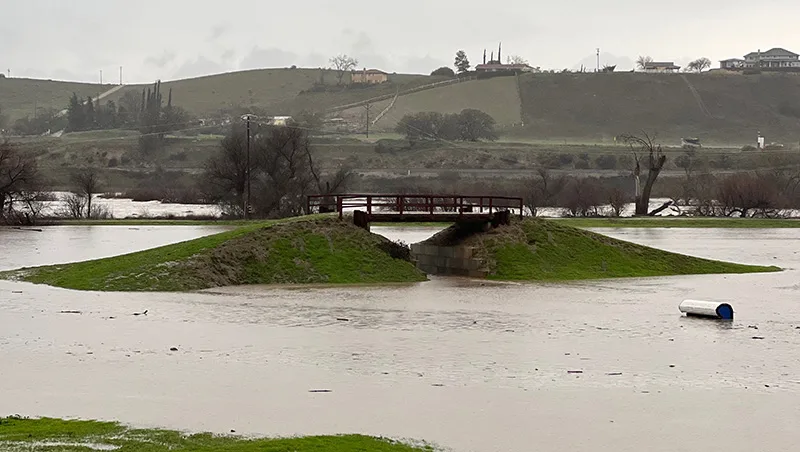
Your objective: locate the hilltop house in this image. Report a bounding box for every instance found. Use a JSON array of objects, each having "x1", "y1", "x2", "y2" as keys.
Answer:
[
  {"x1": 721, "y1": 48, "x2": 800, "y2": 70},
  {"x1": 642, "y1": 61, "x2": 681, "y2": 73},
  {"x1": 351, "y1": 68, "x2": 388, "y2": 84},
  {"x1": 474, "y1": 44, "x2": 534, "y2": 74}
]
